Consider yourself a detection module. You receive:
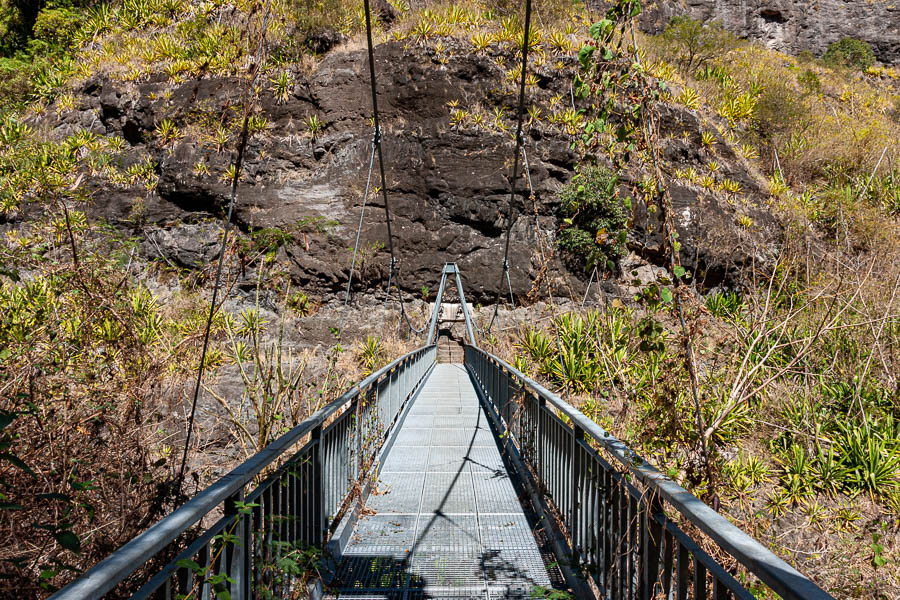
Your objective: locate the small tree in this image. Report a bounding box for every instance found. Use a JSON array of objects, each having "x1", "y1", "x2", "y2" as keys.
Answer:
[
  {"x1": 663, "y1": 16, "x2": 738, "y2": 72},
  {"x1": 823, "y1": 37, "x2": 876, "y2": 71}
]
